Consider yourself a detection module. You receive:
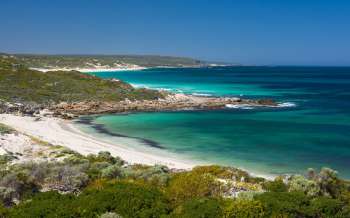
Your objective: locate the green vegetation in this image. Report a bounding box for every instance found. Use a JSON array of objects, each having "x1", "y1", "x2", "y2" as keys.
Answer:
[
  {"x1": 0, "y1": 55, "x2": 163, "y2": 104},
  {"x1": 15, "y1": 54, "x2": 203, "y2": 68},
  {"x1": 0, "y1": 149, "x2": 349, "y2": 217},
  {"x1": 0, "y1": 123, "x2": 13, "y2": 135}
]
